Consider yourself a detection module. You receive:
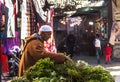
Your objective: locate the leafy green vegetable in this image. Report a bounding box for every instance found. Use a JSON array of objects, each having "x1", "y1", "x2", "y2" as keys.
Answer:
[{"x1": 12, "y1": 58, "x2": 115, "y2": 82}]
